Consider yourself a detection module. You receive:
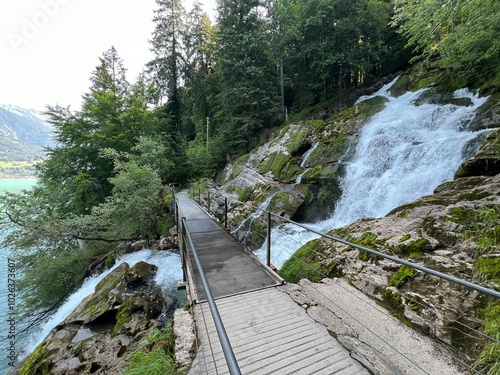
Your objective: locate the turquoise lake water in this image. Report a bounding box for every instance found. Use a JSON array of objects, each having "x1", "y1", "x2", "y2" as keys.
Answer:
[{"x1": 0, "y1": 179, "x2": 37, "y2": 374}]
